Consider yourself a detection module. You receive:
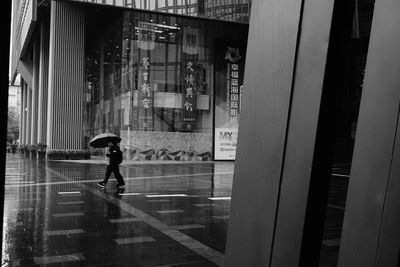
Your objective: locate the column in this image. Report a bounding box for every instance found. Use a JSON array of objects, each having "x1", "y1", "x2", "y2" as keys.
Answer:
[
  {"x1": 224, "y1": 0, "x2": 337, "y2": 265},
  {"x1": 338, "y1": 0, "x2": 400, "y2": 265},
  {"x1": 37, "y1": 18, "x2": 49, "y2": 144},
  {"x1": 31, "y1": 36, "x2": 40, "y2": 144},
  {"x1": 46, "y1": 1, "x2": 85, "y2": 150},
  {"x1": 20, "y1": 80, "x2": 26, "y2": 145},
  {"x1": 25, "y1": 86, "x2": 32, "y2": 145},
  {"x1": 18, "y1": 82, "x2": 23, "y2": 145}
]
